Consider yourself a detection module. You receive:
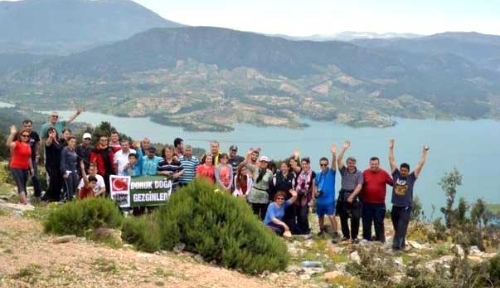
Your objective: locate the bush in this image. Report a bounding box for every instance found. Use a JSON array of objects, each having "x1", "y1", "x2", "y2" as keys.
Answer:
[
  {"x1": 489, "y1": 254, "x2": 500, "y2": 286},
  {"x1": 149, "y1": 179, "x2": 289, "y2": 274},
  {"x1": 44, "y1": 197, "x2": 123, "y2": 236},
  {"x1": 121, "y1": 213, "x2": 162, "y2": 253}
]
